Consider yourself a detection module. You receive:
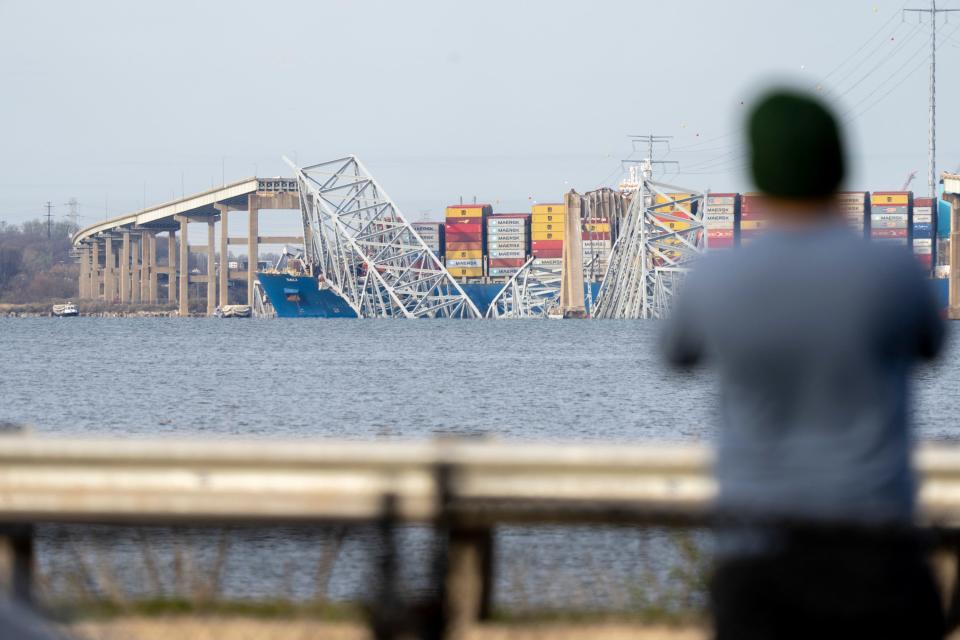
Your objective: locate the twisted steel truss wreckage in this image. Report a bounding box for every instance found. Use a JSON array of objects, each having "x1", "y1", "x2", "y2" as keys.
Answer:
[
  {"x1": 287, "y1": 156, "x2": 481, "y2": 319},
  {"x1": 592, "y1": 162, "x2": 706, "y2": 319}
]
